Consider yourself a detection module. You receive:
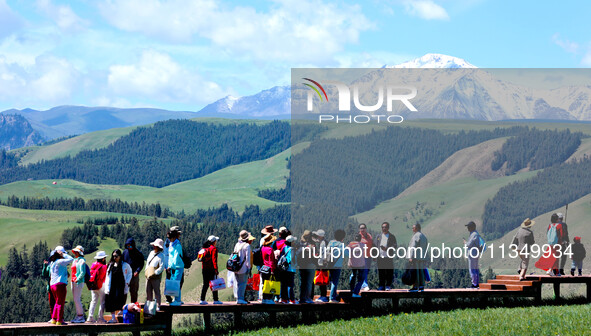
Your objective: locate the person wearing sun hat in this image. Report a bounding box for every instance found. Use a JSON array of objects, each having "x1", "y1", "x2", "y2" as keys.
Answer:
[
  {"x1": 260, "y1": 225, "x2": 278, "y2": 247},
  {"x1": 200, "y1": 235, "x2": 222, "y2": 305},
  {"x1": 70, "y1": 245, "x2": 87, "y2": 323},
  {"x1": 145, "y1": 239, "x2": 165, "y2": 310},
  {"x1": 512, "y1": 218, "x2": 535, "y2": 280},
  {"x1": 48, "y1": 246, "x2": 74, "y2": 325},
  {"x1": 87, "y1": 251, "x2": 108, "y2": 323},
  {"x1": 233, "y1": 230, "x2": 255, "y2": 304},
  {"x1": 260, "y1": 233, "x2": 278, "y2": 304}
]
